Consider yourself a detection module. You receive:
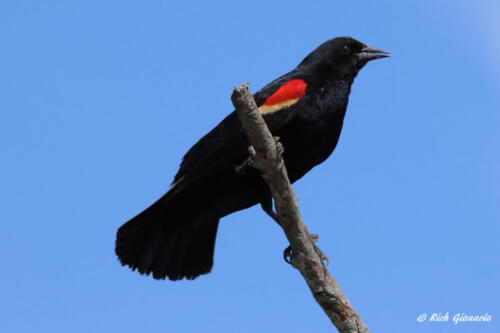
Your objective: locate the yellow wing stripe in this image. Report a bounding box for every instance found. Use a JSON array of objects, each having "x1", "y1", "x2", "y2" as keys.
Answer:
[{"x1": 258, "y1": 98, "x2": 300, "y2": 114}]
